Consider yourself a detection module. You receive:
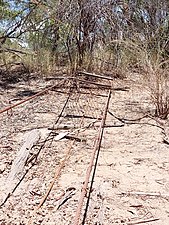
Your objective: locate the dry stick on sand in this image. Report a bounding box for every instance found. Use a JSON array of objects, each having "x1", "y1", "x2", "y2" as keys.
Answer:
[
  {"x1": 126, "y1": 217, "x2": 160, "y2": 225},
  {"x1": 27, "y1": 140, "x2": 75, "y2": 225},
  {"x1": 75, "y1": 77, "x2": 112, "y2": 89},
  {"x1": 121, "y1": 191, "x2": 169, "y2": 198}
]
